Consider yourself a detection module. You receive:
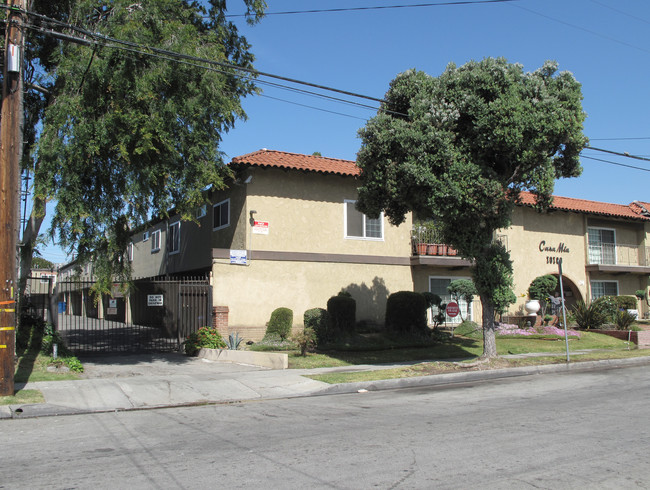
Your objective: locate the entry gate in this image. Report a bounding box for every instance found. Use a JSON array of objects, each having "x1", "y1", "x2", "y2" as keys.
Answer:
[{"x1": 55, "y1": 277, "x2": 212, "y2": 354}]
